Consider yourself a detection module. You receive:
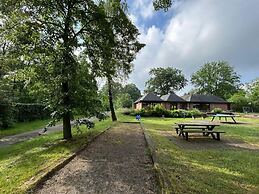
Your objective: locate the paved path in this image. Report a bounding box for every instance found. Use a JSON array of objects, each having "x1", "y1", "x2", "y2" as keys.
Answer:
[
  {"x1": 0, "y1": 118, "x2": 95, "y2": 147},
  {"x1": 0, "y1": 125, "x2": 62, "y2": 147},
  {"x1": 35, "y1": 123, "x2": 158, "y2": 194}
]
